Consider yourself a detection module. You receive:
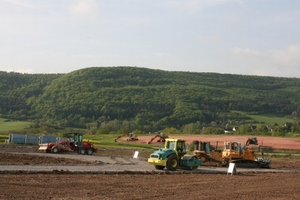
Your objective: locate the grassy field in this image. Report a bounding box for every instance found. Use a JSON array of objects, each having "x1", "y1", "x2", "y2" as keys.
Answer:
[
  {"x1": 0, "y1": 112, "x2": 295, "y2": 135},
  {"x1": 0, "y1": 118, "x2": 32, "y2": 133},
  {"x1": 0, "y1": 113, "x2": 298, "y2": 149},
  {"x1": 232, "y1": 111, "x2": 295, "y2": 125},
  {"x1": 1, "y1": 132, "x2": 299, "y2": 156},
  {"x1": 0, "y1": 131, "x2": 156, "y2": 150},
  {"x1": 83, "y1": 134, "x2": 155, "y2": 150}
]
